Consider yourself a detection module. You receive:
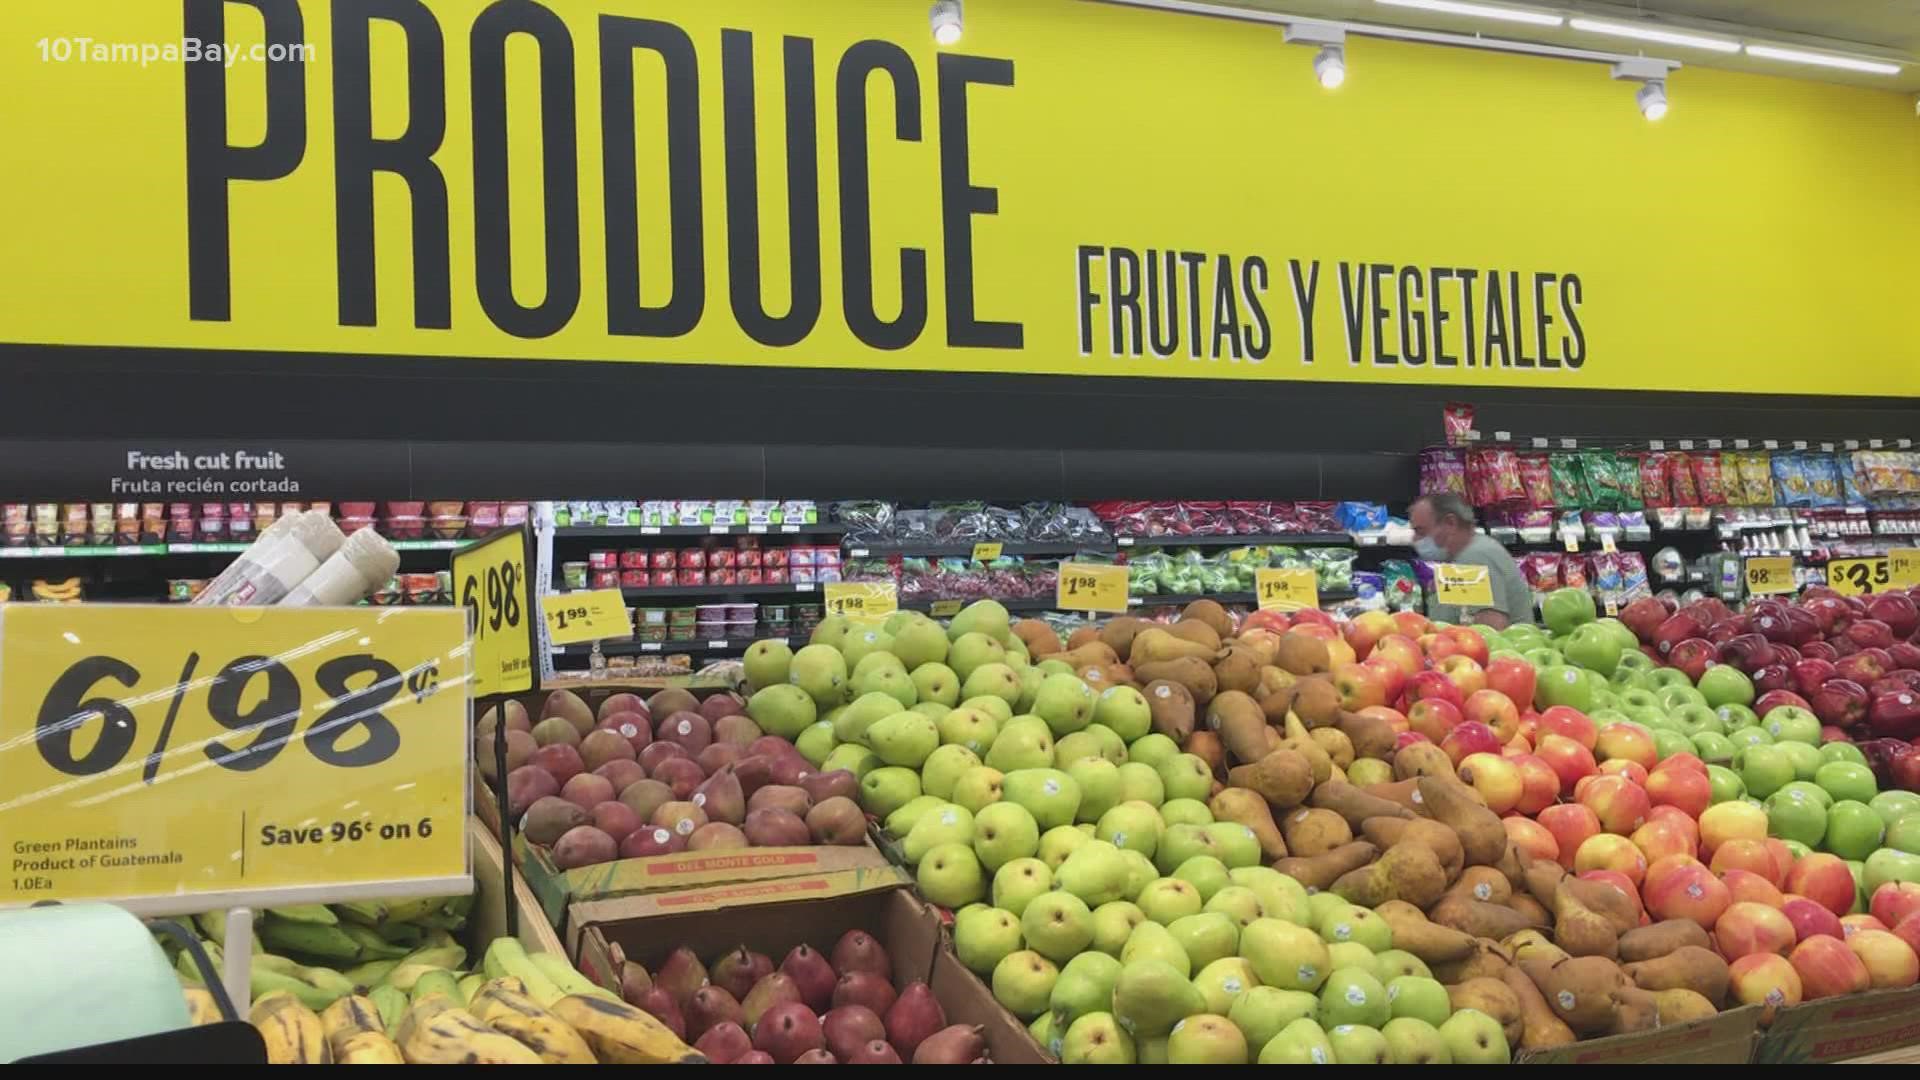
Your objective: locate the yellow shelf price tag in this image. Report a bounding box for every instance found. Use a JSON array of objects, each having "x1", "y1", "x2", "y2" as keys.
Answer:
[
  {"x1": 1056, "y1": 563, "x2": 1130, "y2": 613},
  {"x1": 971, "y1": 542, "x2": 1003, "y2": 562},
  {"x1": 1745, "y1": 556, "x2": 1796, "y2": 596},
  {"x1": 451, "y1": 526, "x2": 536, "y2": 697},
  {"x1": 1891, "y1": 549, "x2": 1920, "y2": 589},
  {"x1": 1434, "y1": 564, "x2": 1494, "y2": 608},
  {"x1": 0, "y1": 604, "x2": 471, "y2": 912},
  {"x1": 823, "y1": 581, "x2": 899, "y2": 619},
  {"x1": 928, "y1": 599, "x2": 963, "y2": 618},
  {"x1": 543, "y1": 588, "x2": 632, "y2": 646},
  {"x1": 1828, "y1": 556, "x2": 1891, "y2": 597},
  {"x1": 1255, "y1": 567, "x2": 1318, "y2": 612}
]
